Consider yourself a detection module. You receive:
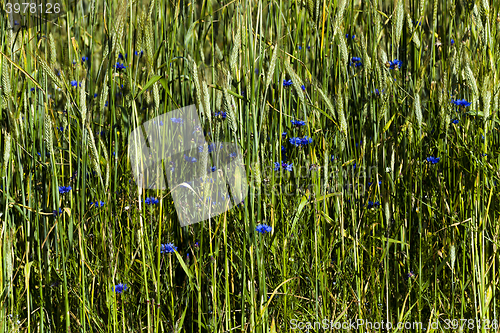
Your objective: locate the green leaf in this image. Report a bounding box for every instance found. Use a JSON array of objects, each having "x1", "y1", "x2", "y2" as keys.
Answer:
[
  {"x1": 383, "y1": 112, "x2": 396, "y2": 133},
  {"x1": 371, "y1": 236, "x2": 409, "y2": 246},
  {"x1": 134, "y1": 75, "x2": 163, "y2": 100},
  {"x1": 290, "y1": 196, "x2": 308, "y2": 235}
]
